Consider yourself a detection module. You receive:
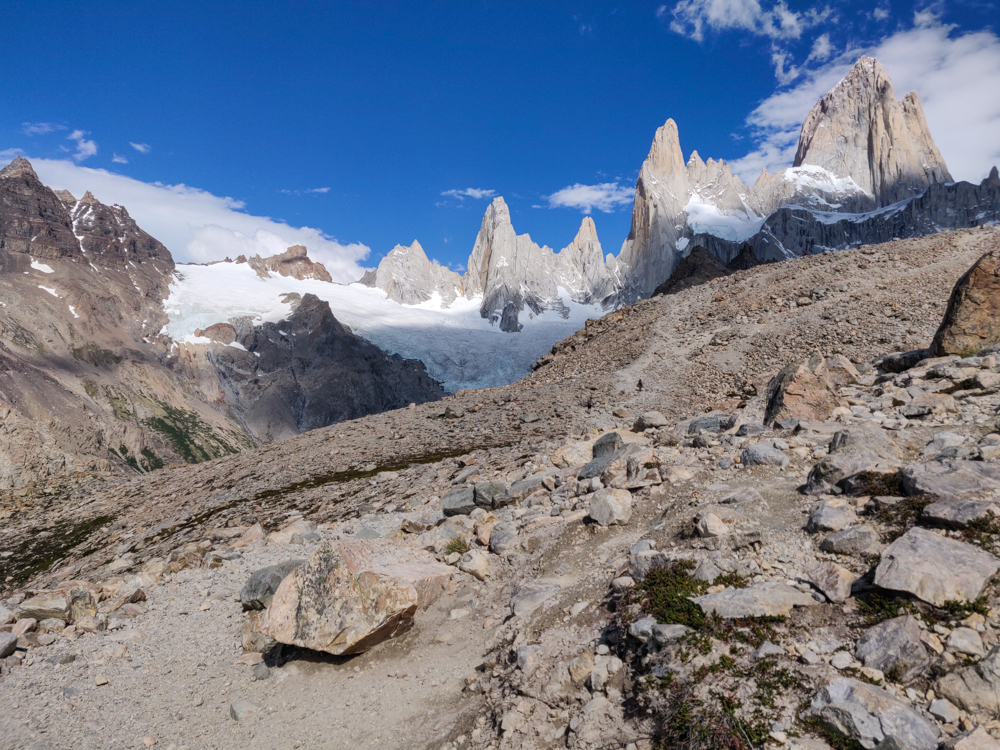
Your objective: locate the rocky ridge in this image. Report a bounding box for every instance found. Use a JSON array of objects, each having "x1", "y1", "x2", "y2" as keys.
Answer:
[{"x1": 3, "y1": 227, "x2": 1000, "y2": 749}]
